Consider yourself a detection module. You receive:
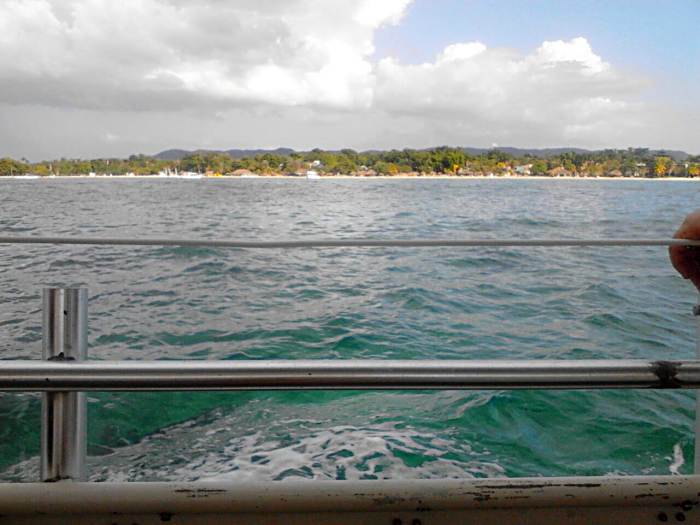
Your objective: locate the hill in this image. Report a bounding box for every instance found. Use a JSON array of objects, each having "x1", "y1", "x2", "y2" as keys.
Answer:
[
  {"x1": 154, "y1": 148, "x2": 295, "y2": 160},
  {"x1": 153, "y1": 146, "x2": 691, "y2": 161}
]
